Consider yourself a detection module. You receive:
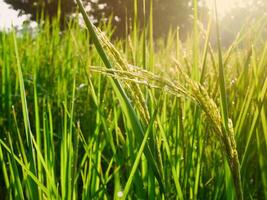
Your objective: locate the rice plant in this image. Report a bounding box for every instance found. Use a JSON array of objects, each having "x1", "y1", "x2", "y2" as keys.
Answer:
[{"x1": 0, "y1": 0, "x2": 267, "y2": 199}]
